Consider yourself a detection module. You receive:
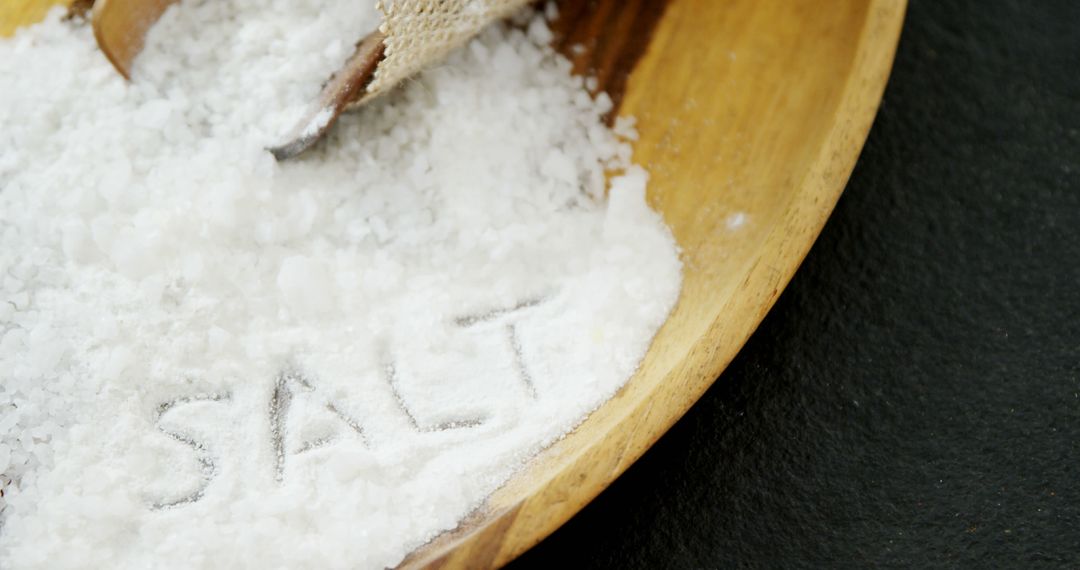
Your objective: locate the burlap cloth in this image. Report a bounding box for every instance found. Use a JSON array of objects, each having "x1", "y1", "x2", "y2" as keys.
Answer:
[{"x1": 364, "y1": 0, "x2": 532, "y2": 100}]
